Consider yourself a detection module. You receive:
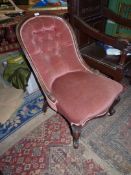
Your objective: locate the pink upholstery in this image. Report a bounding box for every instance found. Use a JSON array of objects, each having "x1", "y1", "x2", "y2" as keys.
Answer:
[
  {"x1": 52, "y1": 71, "x2": 122, "y2": 125},
  {"x1": 17, "y1": 14, "x2": 123, "y2": 148},
  {"x1": 20, "y1": 16, "x2": 86, "y2": 91}
]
